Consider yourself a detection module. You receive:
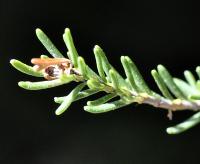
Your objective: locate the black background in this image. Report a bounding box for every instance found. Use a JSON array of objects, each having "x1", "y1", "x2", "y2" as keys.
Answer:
[{"x1": 1, "y1": 0, "x2": 200, "y2": 164}]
